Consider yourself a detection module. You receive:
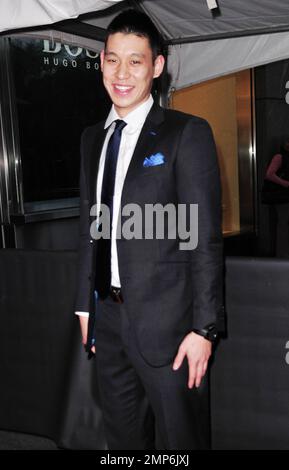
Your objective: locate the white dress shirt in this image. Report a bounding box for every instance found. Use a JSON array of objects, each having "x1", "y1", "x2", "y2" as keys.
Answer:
[{"x1": 76, "y1": 94, "x2": 154, "y2": 317}]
